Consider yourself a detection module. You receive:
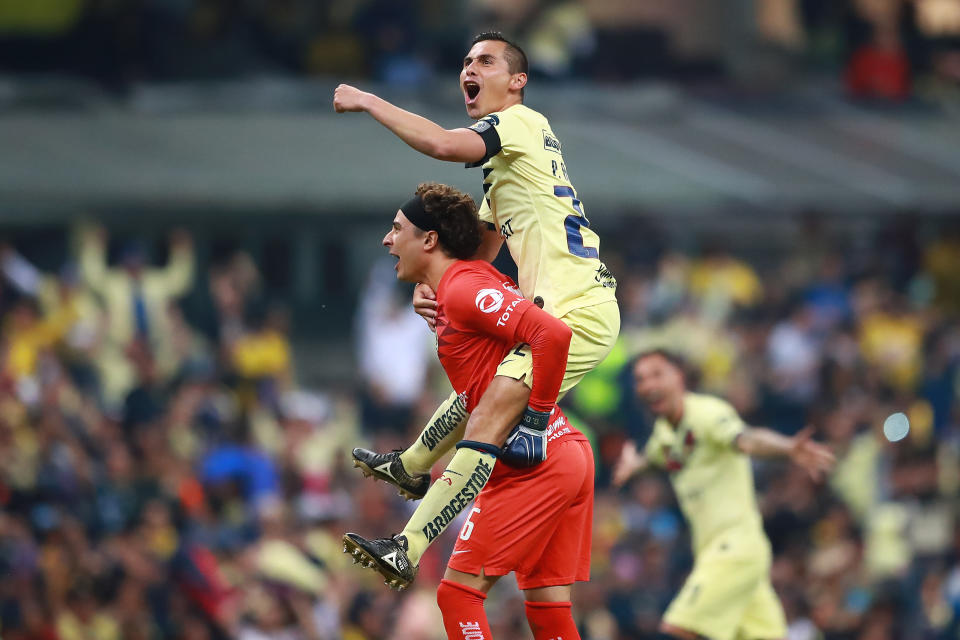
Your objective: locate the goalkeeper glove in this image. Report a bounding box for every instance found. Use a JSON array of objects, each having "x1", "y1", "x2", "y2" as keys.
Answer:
[{"x1": 500, "y1": 407, "x2": 551, "y2": 467}]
